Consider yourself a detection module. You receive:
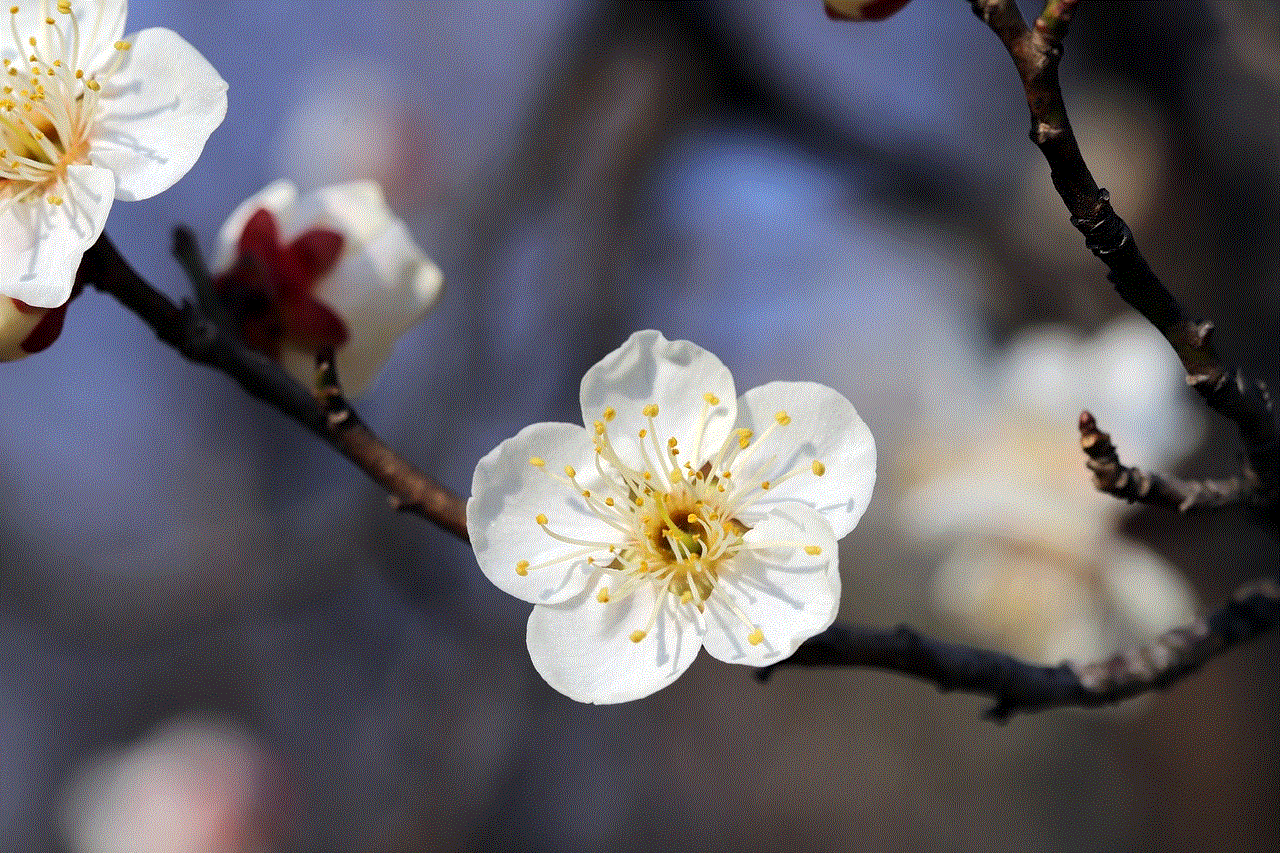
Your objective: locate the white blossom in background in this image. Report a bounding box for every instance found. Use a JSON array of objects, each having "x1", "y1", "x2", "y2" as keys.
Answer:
[
  {"x1": 0, "y1": 0, "x2": 227, "y2": 308},
  {"x1": 898, "y1": 318, "x2": 1201, "y2": 663},
  {"x1": 0, "y1": 295, "x2": 65, "y2": 360},
  {"x1": 58, "y1": 715, "x2": 290, "y2": 853},
  {"x1": 213, "y1": 180, "x2": 444, "y2": 394},
  {"x1": 469, "y1": 330, "x2": 876, "y2": 703}
]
